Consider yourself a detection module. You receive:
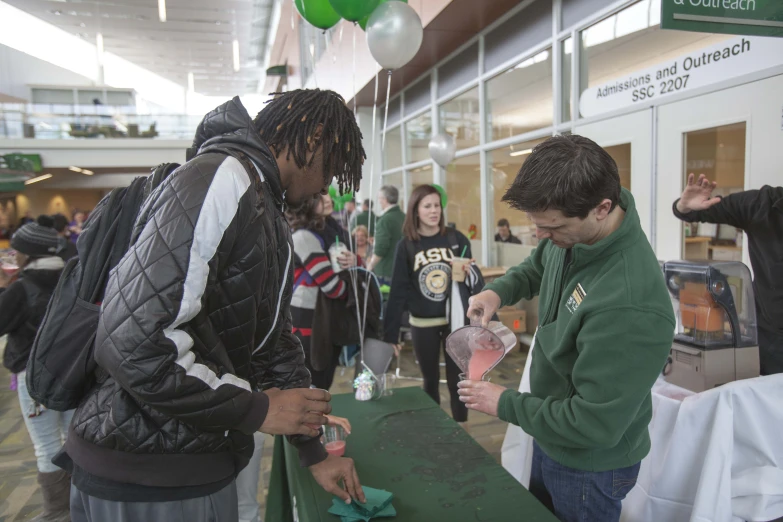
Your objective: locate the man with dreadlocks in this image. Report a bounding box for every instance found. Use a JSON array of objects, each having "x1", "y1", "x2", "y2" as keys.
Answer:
[{"x1": 59, "y1": 91, "x2": 367, "y2": 522}]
